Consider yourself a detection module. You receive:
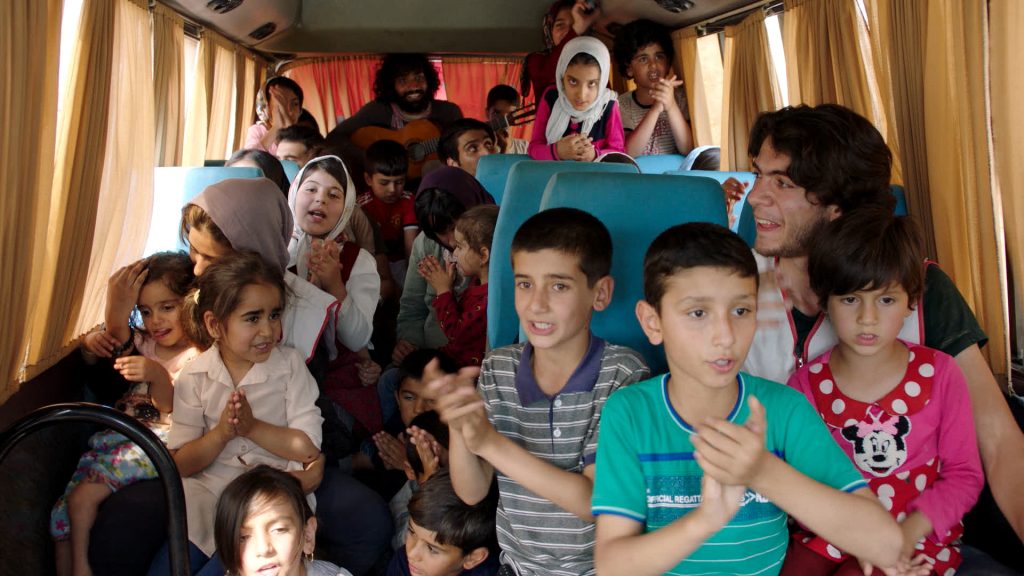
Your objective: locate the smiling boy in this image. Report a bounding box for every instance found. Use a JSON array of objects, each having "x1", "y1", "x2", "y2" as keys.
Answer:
[
  {"x1": 591, "y1": 223, "x2": 901, "y2": 576},
  {"x1": 429, "y1": 208, "x2": 649, "y2": 575}
]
